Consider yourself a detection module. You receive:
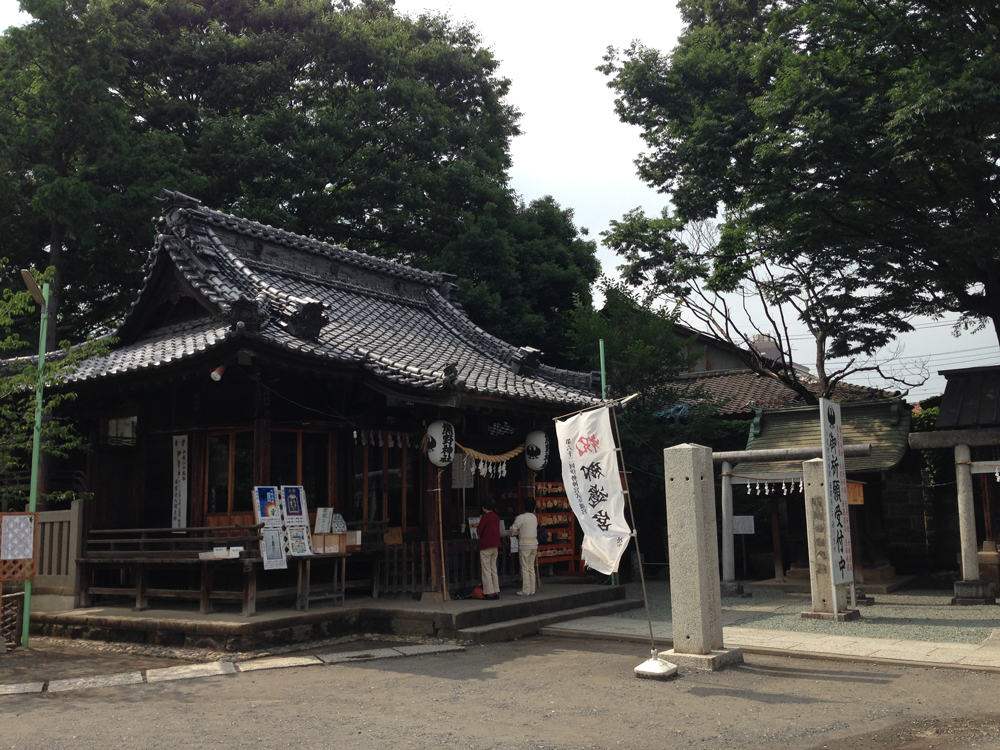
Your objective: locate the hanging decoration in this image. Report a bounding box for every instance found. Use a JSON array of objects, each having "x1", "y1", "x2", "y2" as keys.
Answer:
[
  {"x1": 426, "y1": 420, "x2": 456, "y2": 467},
  {"x1": 524, "y1": 430, "x2": 550, "y2": 471}
]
